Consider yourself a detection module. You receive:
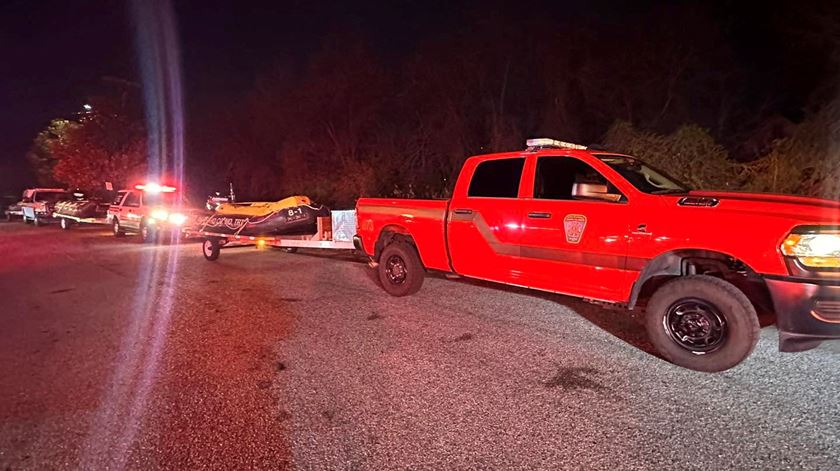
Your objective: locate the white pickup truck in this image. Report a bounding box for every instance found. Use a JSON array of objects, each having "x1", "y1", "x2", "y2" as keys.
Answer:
[{"x1": 19, "y1": 188, "x2": 70, "y2": 225}]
